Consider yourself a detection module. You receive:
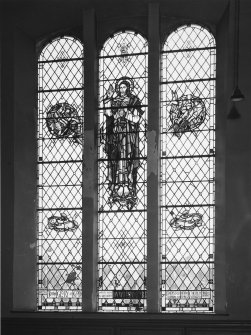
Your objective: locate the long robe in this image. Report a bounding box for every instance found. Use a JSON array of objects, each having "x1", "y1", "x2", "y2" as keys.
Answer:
[{"x1": 104, "y1": 93, "x2": 143, "y2": 209}]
